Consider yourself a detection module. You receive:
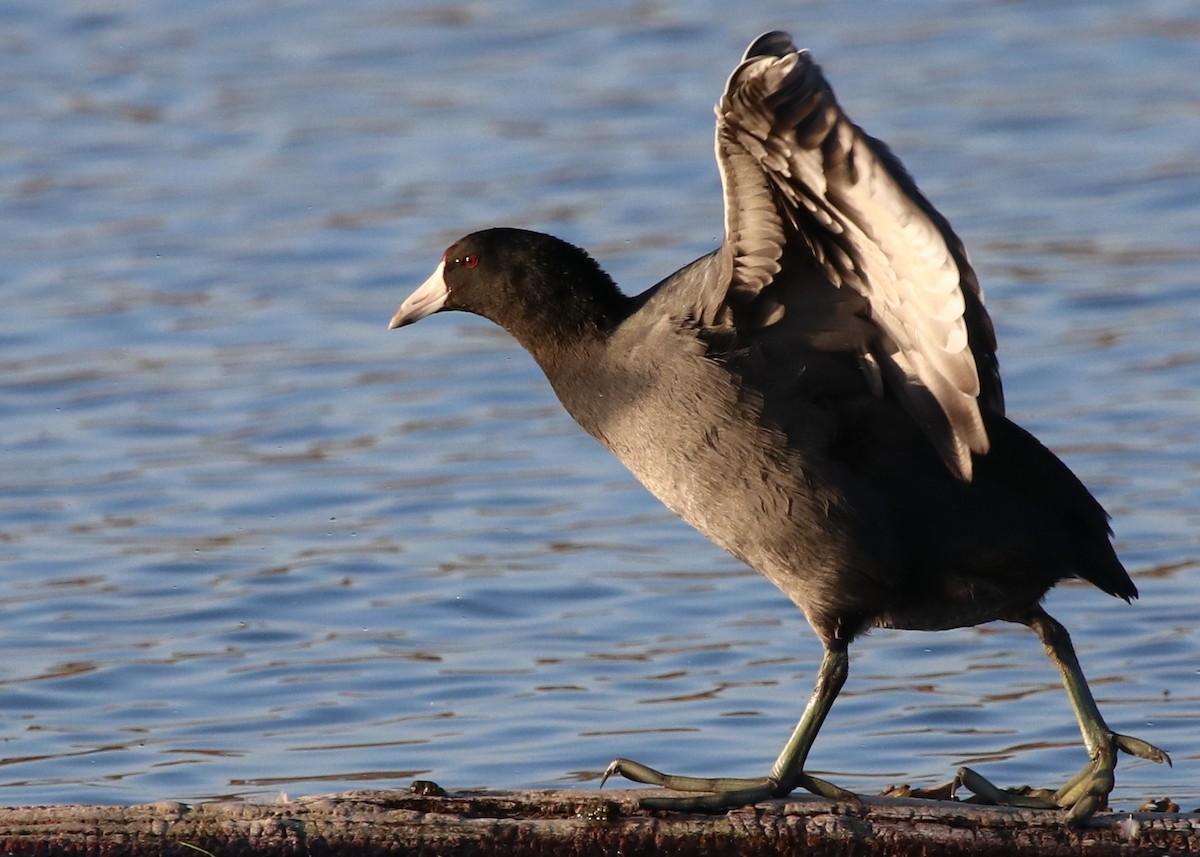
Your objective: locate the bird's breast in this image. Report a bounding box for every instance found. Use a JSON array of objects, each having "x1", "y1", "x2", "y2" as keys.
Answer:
[{"x1": 549, "y1": 349, "x2": 903, "y2": 639}]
